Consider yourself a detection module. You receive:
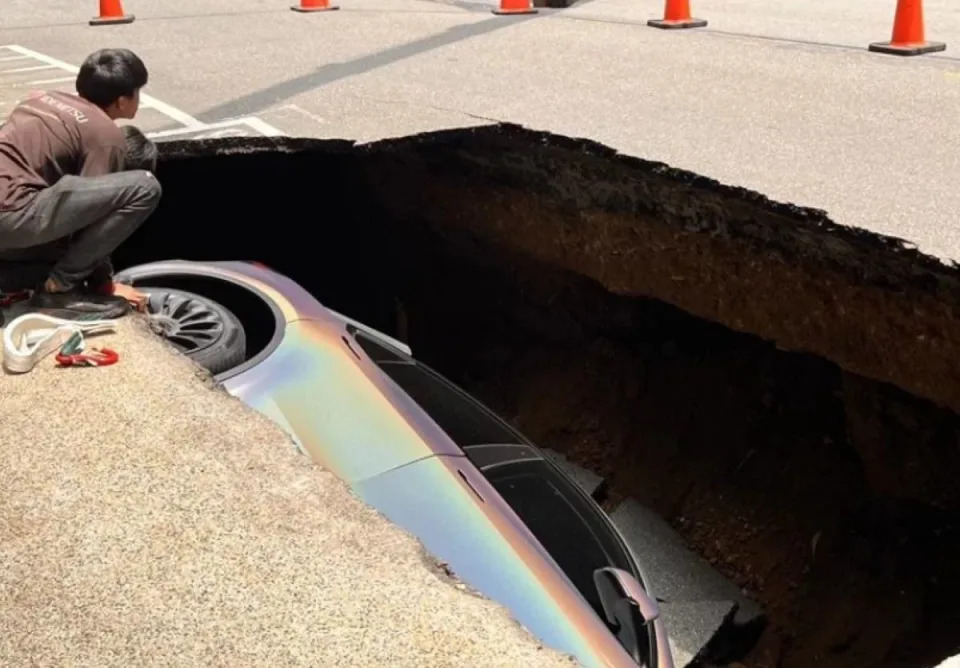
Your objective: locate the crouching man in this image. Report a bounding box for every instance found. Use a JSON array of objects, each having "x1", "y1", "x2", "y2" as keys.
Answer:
[{"x1": 0, "y1": 47, "x2": 160, "y2": 317}]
